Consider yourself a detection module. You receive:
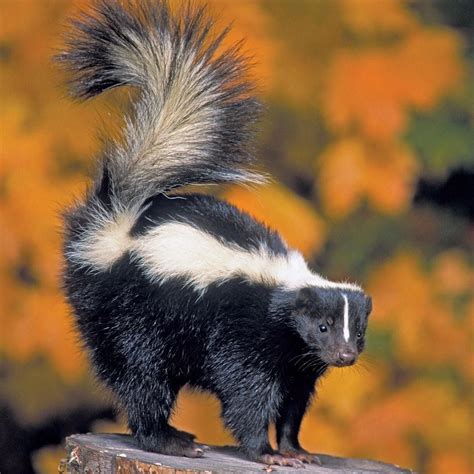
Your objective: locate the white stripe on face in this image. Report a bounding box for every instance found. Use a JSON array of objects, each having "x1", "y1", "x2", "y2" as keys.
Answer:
[{"x1": 342, "y1": 293, "x2": 350, "y2": 342}]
